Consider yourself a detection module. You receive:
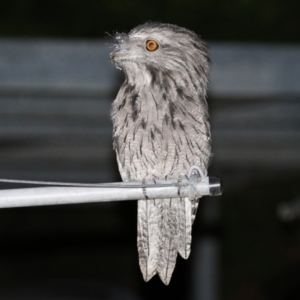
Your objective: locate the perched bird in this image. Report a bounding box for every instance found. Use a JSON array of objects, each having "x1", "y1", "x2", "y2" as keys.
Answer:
[{"x1": 110, "y1": 22, "x2": 211, "y2": 285}]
